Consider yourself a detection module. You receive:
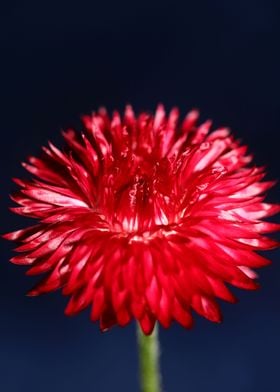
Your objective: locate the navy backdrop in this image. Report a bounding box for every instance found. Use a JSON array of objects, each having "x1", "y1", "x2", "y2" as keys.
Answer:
[{"x1": 1, "y1": 1, "x2": 280, "y2": 391}]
